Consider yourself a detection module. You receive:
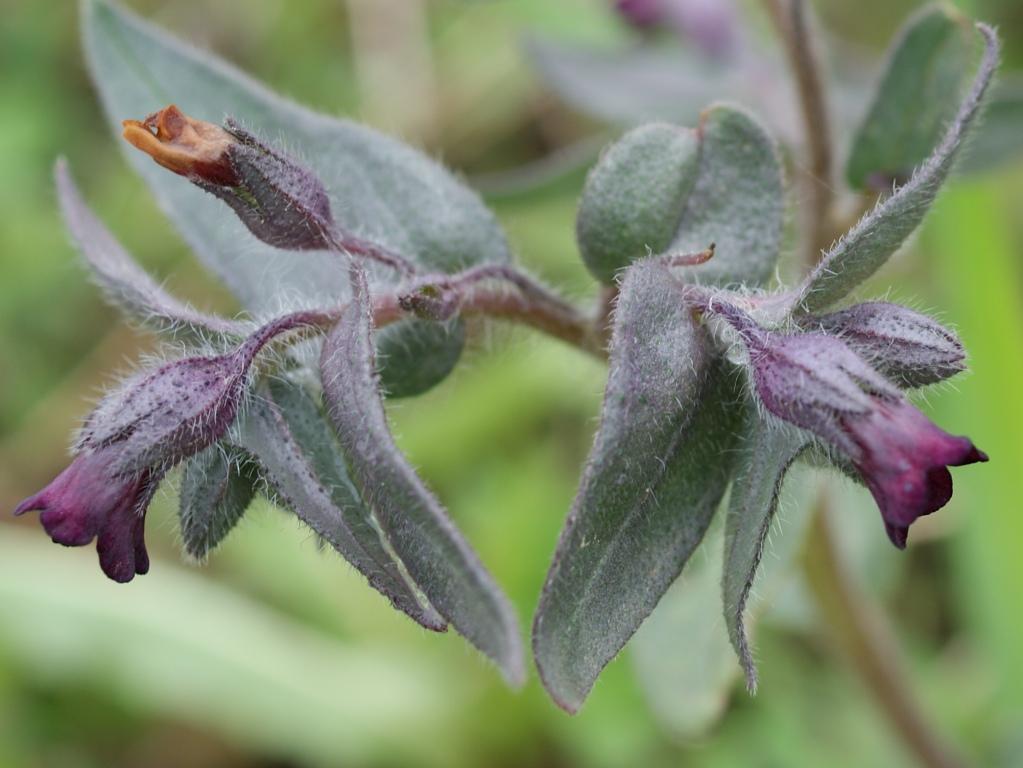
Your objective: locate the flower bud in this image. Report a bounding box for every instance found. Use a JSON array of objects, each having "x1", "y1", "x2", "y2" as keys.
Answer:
[
  {"x1": 802, "y1": 301, "x2": 965, "y2": 388},
  {"x1": 13, "y1": 312, "x2": 316, "y2": 582},
  {"x1": 710, "y1": 302, "x2": 986, "y2": 548},
  {"x1": 123, "y1": 105, "x2": 335, "y2": 251}
]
